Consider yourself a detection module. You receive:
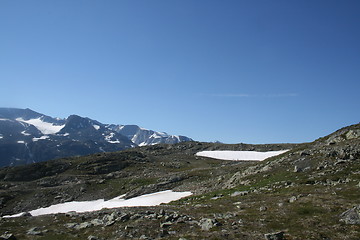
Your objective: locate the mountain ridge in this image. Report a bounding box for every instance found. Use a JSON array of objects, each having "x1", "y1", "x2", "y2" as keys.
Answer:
[{"x1": 0, "y1": 108, "x2": 193, "y2": 167}]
